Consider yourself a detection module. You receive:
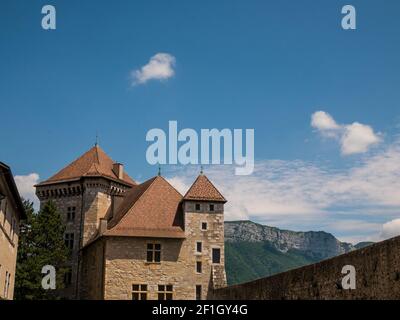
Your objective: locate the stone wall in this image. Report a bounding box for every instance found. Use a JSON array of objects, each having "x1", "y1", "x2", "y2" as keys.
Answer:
[
  {"x1": 212, "y1": 235, "x2": 400, "y2": 300},
  {"x1": 81, "y1": 183, "x2": 112, "y2": 246},
  {"x1": 103, "y1": 237, "x2": 192, "y2": 300},
  {"x1": 80, "y1": 238, "x2": 105, "y2": 300},
  {"x1": 184, "y1": 205, "x2": 227, "y2": 296}
]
